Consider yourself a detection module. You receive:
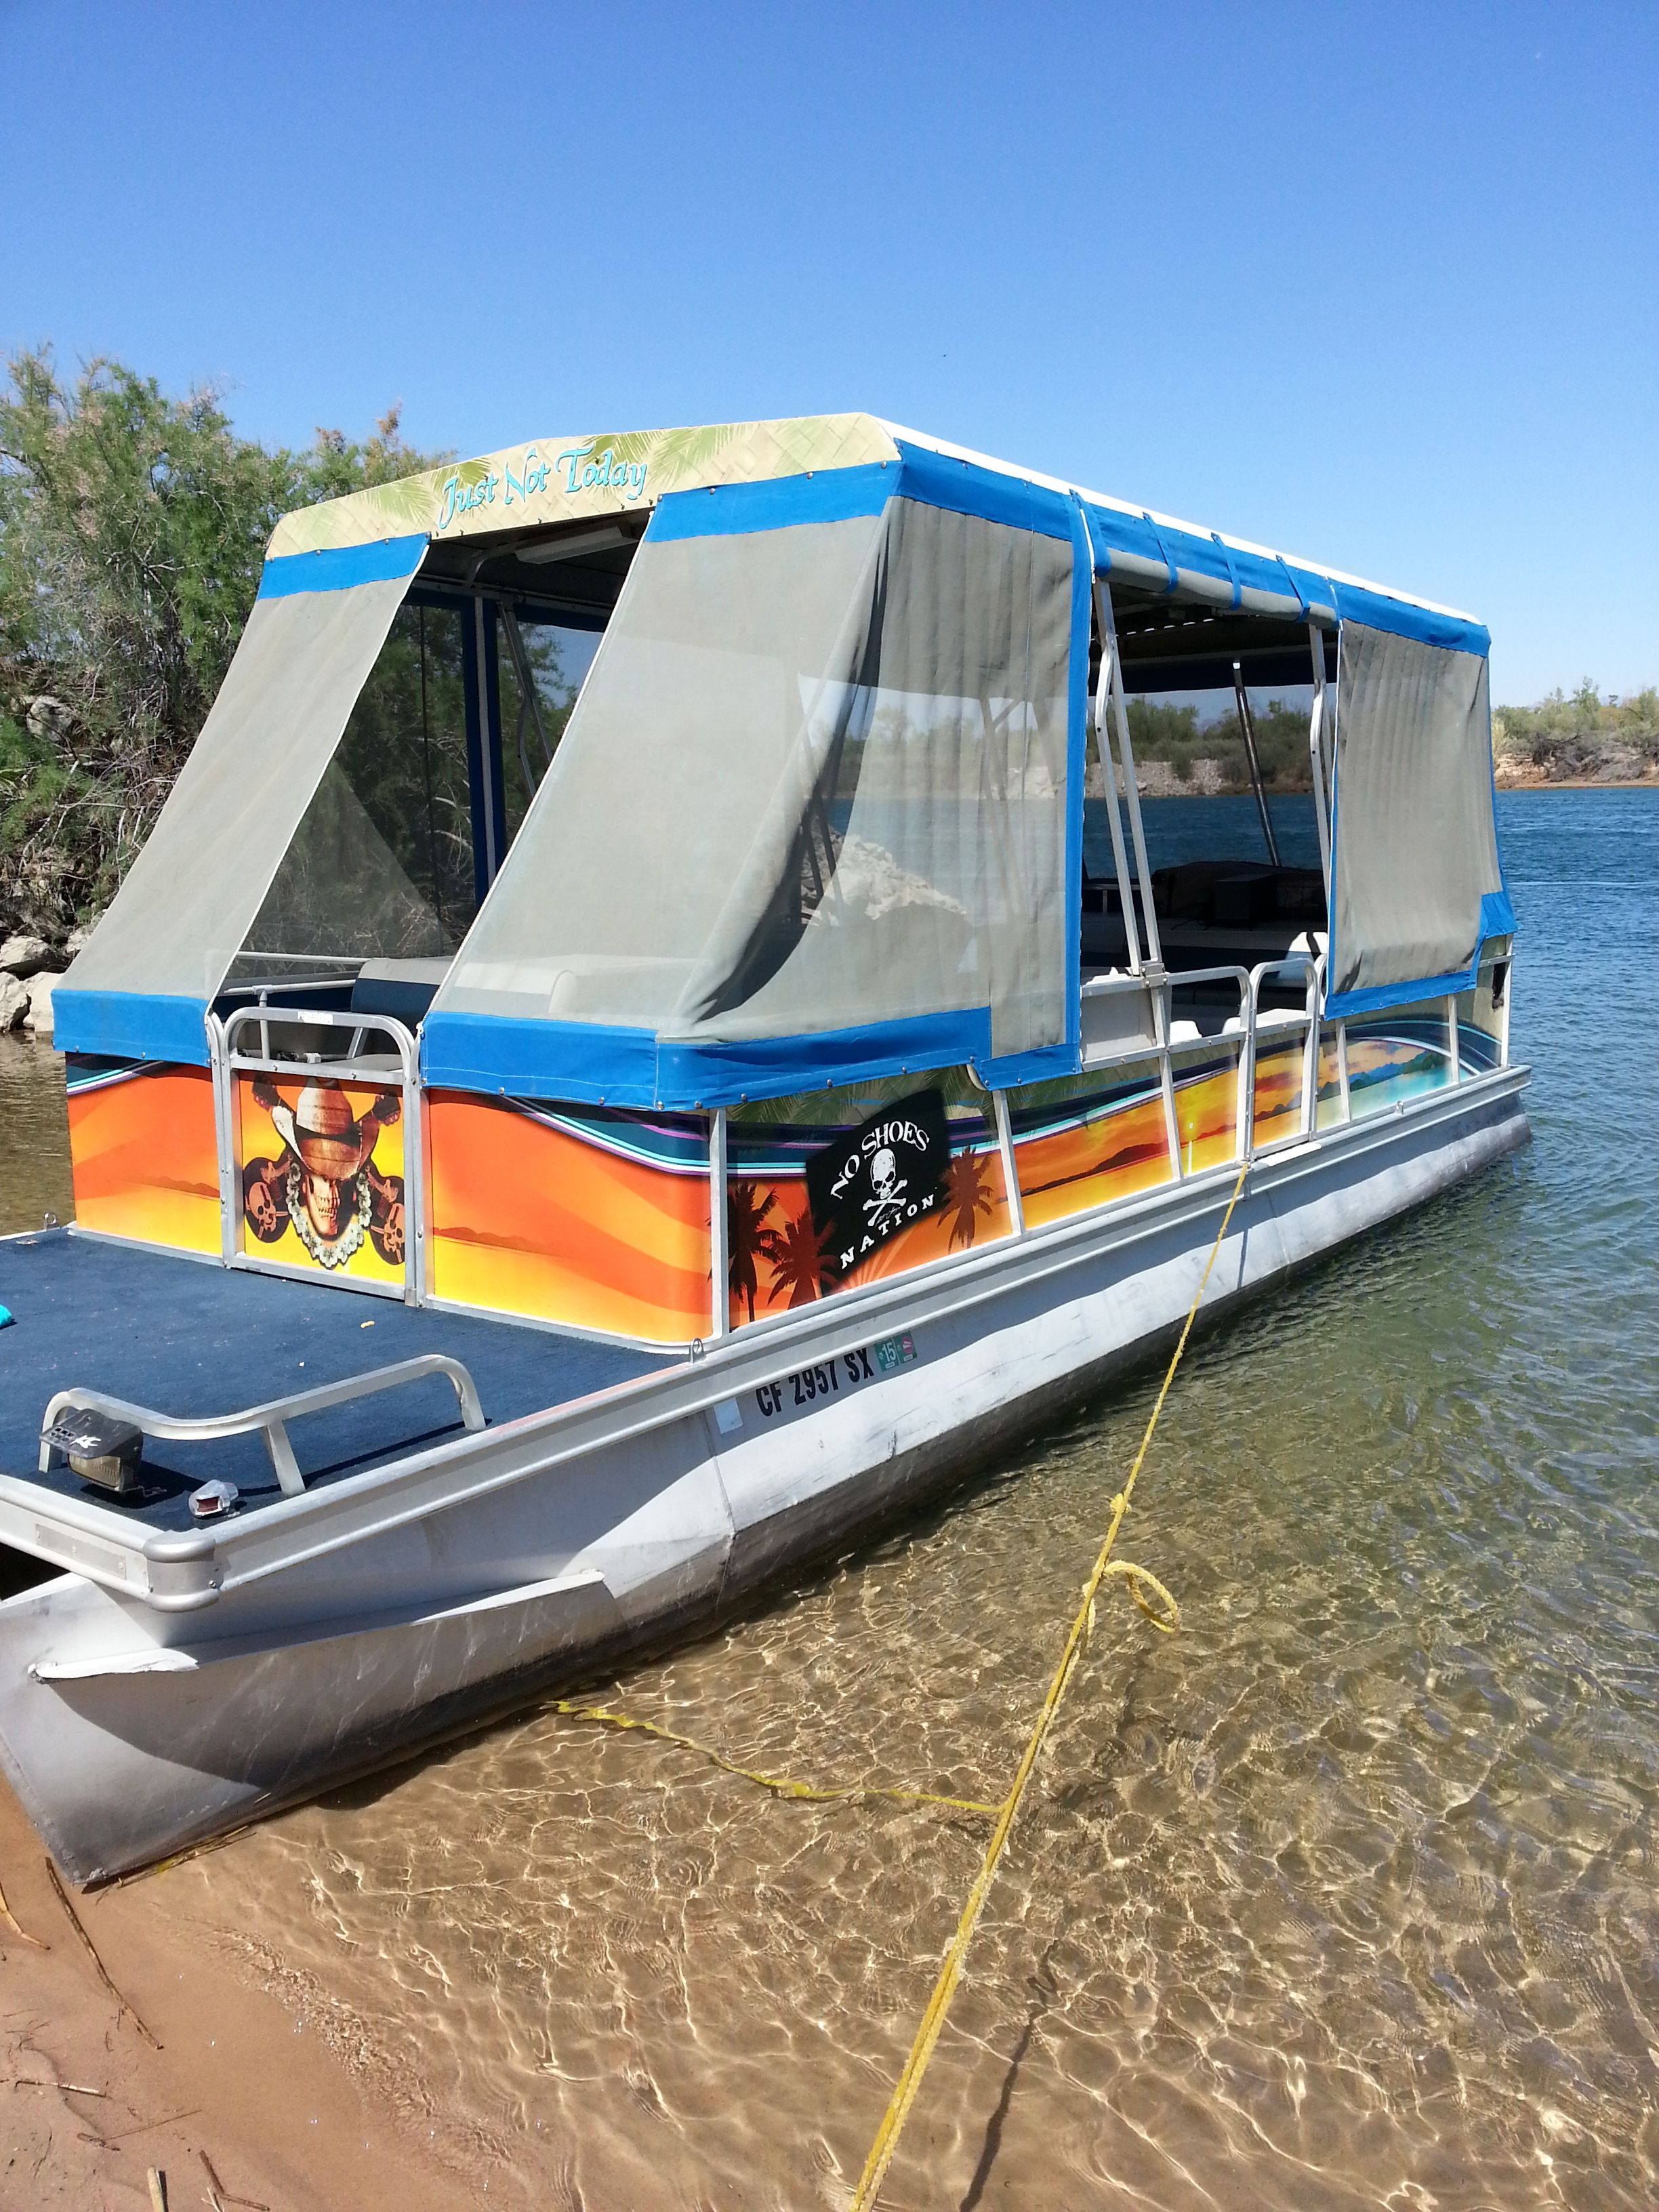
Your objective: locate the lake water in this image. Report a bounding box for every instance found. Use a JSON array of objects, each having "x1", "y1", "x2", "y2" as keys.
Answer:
[{"x1": 2, "y1": 789, "x2": 1654, "y2": 2208}]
